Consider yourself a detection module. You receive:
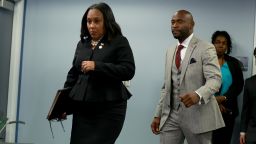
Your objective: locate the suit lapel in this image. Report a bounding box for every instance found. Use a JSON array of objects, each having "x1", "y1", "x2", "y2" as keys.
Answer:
[
  {"x1": 167, "y1": 47, "x2": 176, "y2": 69},
  {"x1": 165, "y1": 46, "x2": 176, "y2": 90},
  {"x1": 180, "y1": 37, "x2": 198, "y2": 83}
]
